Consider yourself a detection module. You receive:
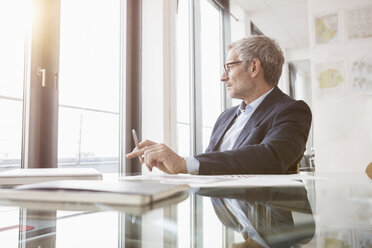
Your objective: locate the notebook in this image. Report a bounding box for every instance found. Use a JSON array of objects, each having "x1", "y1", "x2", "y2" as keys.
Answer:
[
  {"x1": 0, "y1": 168, "x2": 102, "y2": 185},
  {"x1": 0, "y1": 180, "x2": 190, "y2": 206},
  {"x1": 0, "y1": 190, "x2": 189, "y2": 214}
]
